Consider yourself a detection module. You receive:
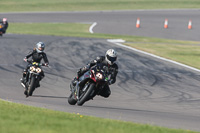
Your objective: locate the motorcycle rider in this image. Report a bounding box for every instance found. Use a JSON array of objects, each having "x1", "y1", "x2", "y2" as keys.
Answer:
[
  {"x1": 71, "y1": 49, "x2": 118, "y2": 98},
  {"x1": 0, "y1": 18, "x2": 9, "y2": 34},
  {"x1": 21, "y1": 42, "x2": 49, "y2": 88}
]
